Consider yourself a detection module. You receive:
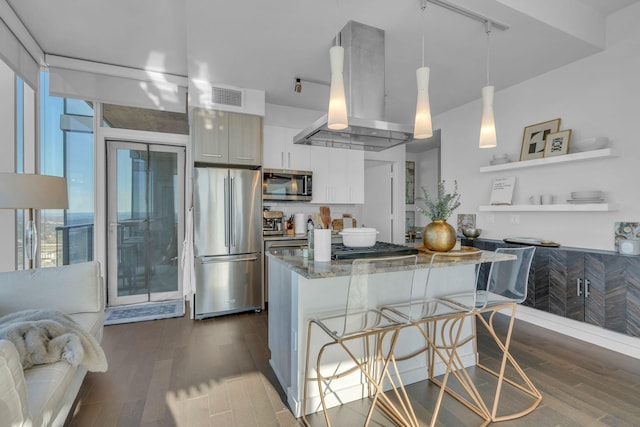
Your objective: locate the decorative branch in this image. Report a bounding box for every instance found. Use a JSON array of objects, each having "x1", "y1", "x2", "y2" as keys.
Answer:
[{"x1": 416, "y1": 180, "x2": 461, "y2": 221}]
